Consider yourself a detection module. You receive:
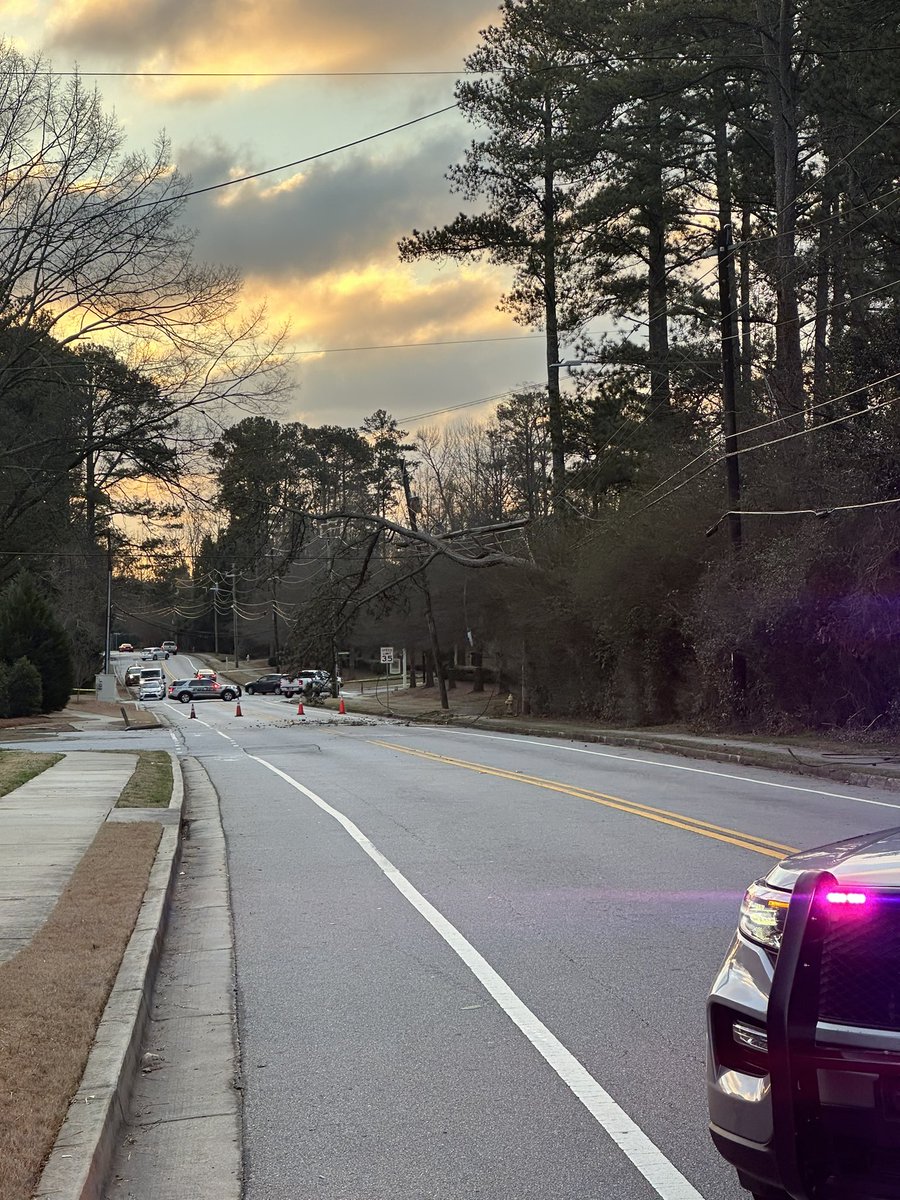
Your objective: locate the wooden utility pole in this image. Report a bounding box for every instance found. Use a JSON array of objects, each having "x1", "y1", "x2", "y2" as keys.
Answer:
[
  {"x1": 400, "y1": 462, "x2": 448, "y2": 711},
  {"x1": 717, "y1": 221, "x2": 747, "y2": 699},
  {"x1": 231, "y1": 561, "x2": 239, "y2": 667}
]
